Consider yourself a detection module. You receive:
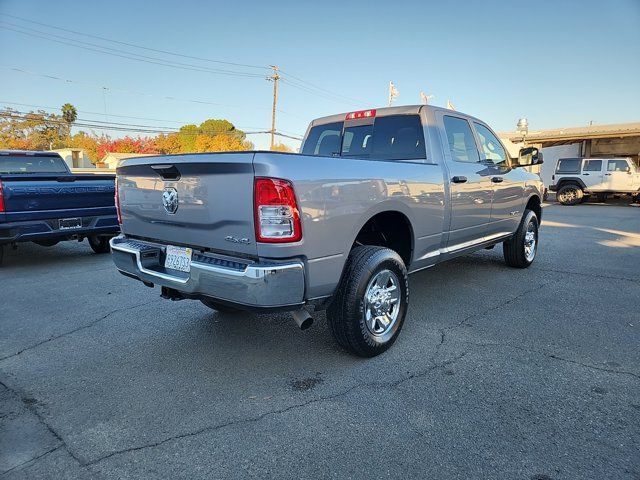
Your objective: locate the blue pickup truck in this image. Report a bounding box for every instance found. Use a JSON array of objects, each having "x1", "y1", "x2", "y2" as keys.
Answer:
[{"x1": 0, "y1": 150, "x2": 119, "y2": 266}]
